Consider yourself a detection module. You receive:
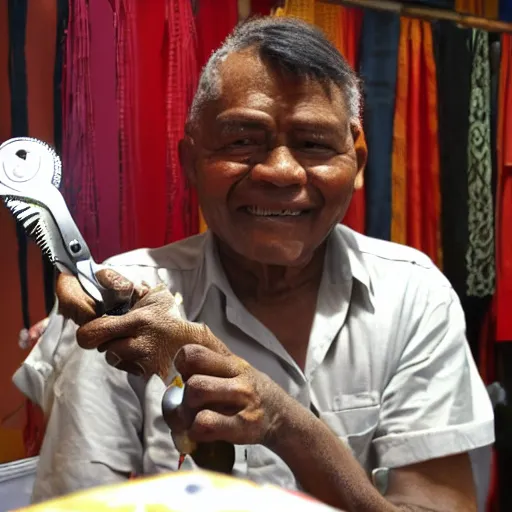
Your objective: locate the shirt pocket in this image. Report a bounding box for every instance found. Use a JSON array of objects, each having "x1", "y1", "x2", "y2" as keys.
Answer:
[{"x1": 319, "y1": 404, "x2": 380, "y2": 469}]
